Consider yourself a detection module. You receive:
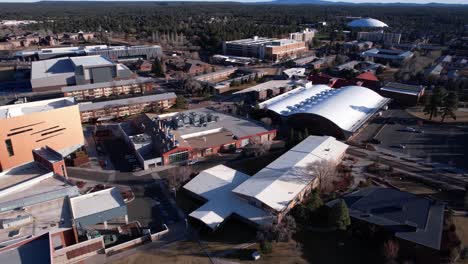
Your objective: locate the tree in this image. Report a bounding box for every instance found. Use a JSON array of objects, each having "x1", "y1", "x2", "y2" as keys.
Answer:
[
  {"x1": 307, "y1": 160, "x2": 338, "y2": 193},
  {"x1": 329, "y1": 199, "x2": 351, "y2": 231},
  {"x1": 182, "y1": 77, "x2": 203, "y2": 95},
  {"x1": 423, "y1": 87, "x2": 446, "y2": 120},
  {"x1": 382, "y1": 239, "x2": 400, "y2": 261},
  {"x1": 306, "y1": 189, "x2": 323, "y2": 211},
  {"x1": 152, "y1": 57, "x2": 165, "y2": 77},
  {"x1": 174, "y1": 95, "x2": 187, "y2": 109},
  {"x1": 259, "y1": 240, "x2": 273, "y2": 254},
  {"x1": 441, "y1": 91, "x2": 458, "y2": 122}
]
